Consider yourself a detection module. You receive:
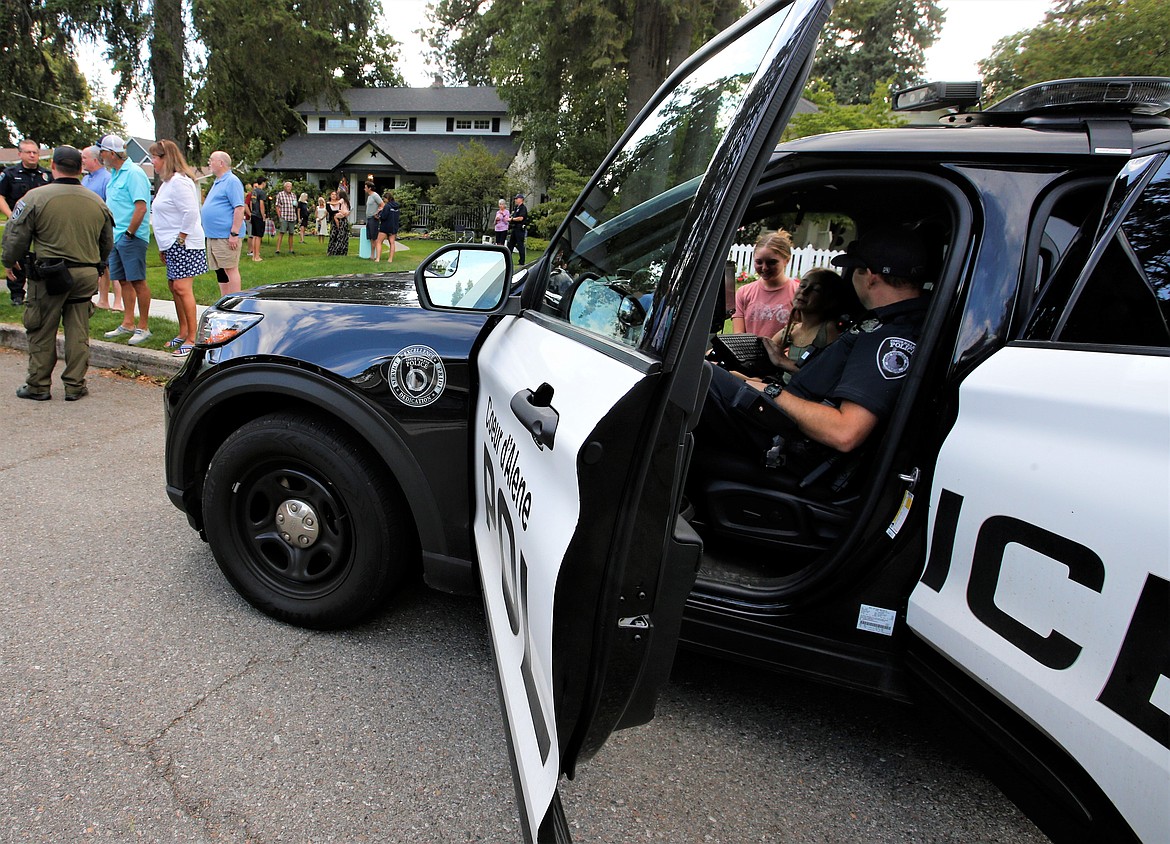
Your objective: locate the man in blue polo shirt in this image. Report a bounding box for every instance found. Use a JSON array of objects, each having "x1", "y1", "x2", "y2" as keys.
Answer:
[
  {"x1": 200, "y1": 150, "x2": 246, "y2": 294},
  {"x1": 81, "y1": 145, "x2": 117, "y2": 309},
  {"x1": 98, "y1": 135, "x2": 154, "y2": 346}
]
